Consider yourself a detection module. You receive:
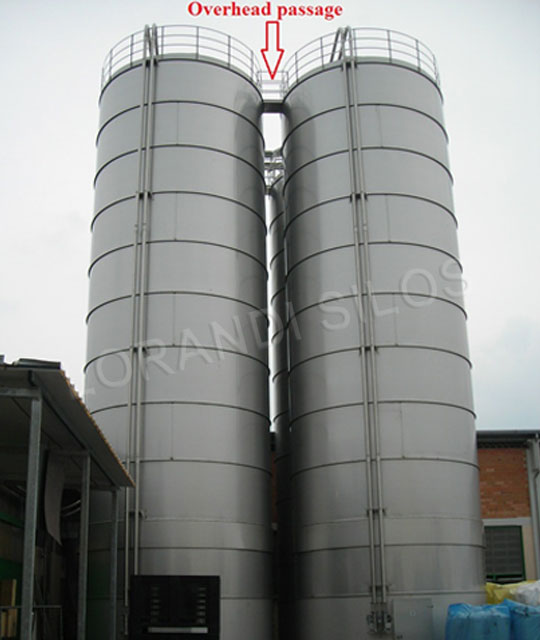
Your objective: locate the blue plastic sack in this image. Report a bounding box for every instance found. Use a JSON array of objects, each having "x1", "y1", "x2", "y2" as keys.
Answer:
[
  {"x1": 504, "y1": 599, "x2": 540, "y2": 640},
  {"x1": 445, "y1": 603, "x2": 511, "y2": 640}
]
